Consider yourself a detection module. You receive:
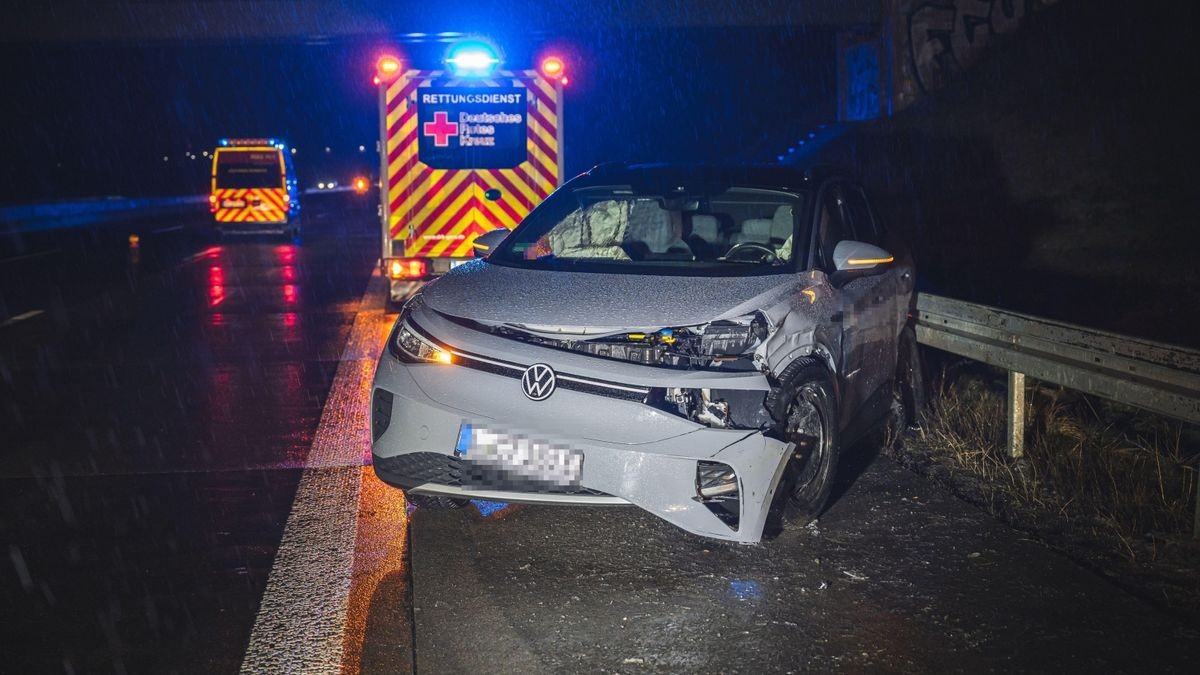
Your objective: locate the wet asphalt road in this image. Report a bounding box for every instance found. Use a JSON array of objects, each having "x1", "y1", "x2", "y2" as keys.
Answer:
[
  {"x1": 2, "y1": 197, "x2": 1197, "y2": 673},
  {"x1": 411, "y1": 459, "x2": 1198, "y2": 673},
  {"x1": 0, "y1": 195, "x2": 377, "y2": 673}
]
